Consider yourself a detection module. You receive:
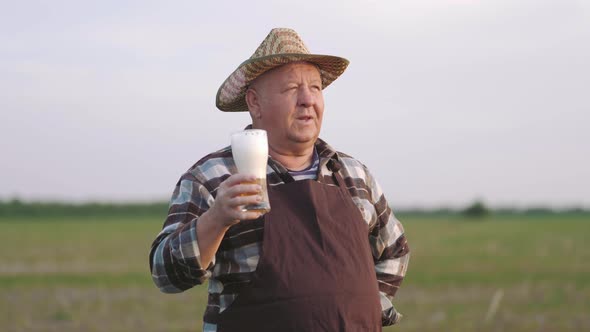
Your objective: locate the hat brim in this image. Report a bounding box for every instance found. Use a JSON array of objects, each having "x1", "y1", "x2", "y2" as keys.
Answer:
[{"x1": 216, "y1": 54, "x2": 349, "y2": 112}]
